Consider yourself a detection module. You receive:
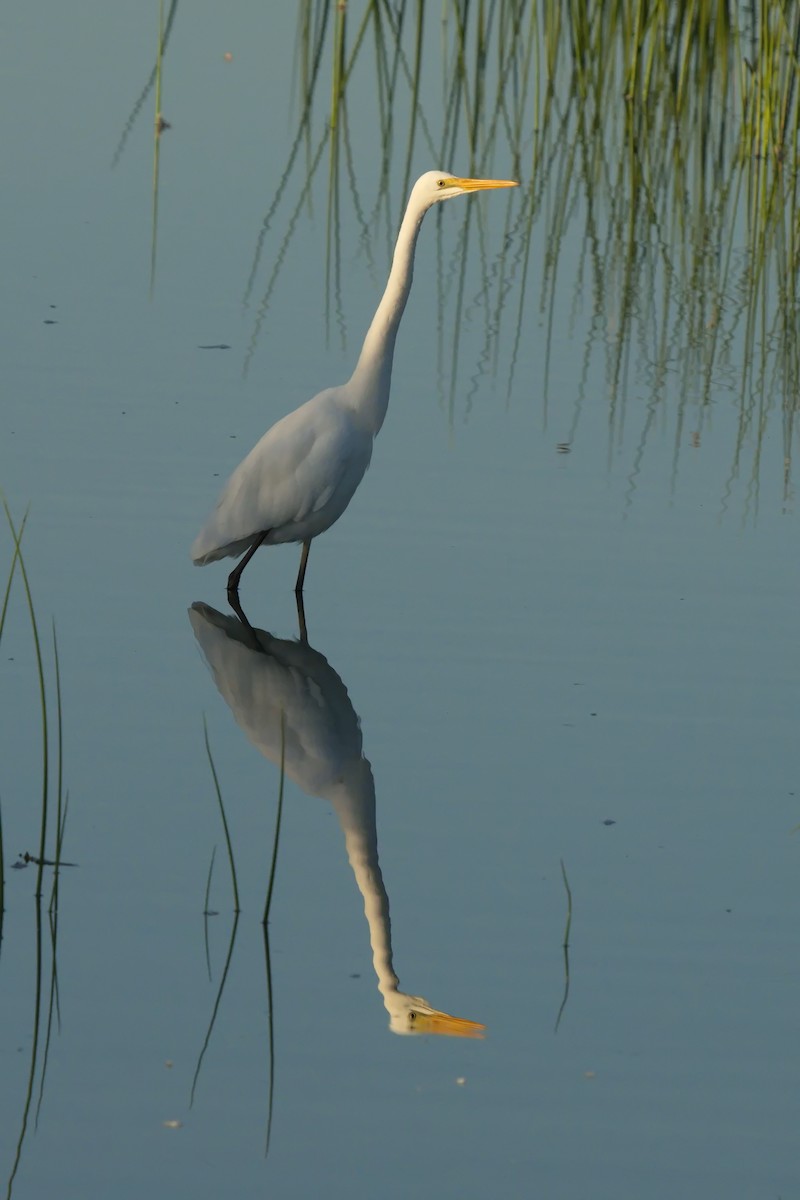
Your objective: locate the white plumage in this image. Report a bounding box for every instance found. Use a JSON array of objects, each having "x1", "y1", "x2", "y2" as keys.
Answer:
[
  {"x1": 192, "y1": 170, "x2": 517, "y2": 606},
  {"x1": 192, "y1": 391, "x2": 372, "y2": 564}
]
